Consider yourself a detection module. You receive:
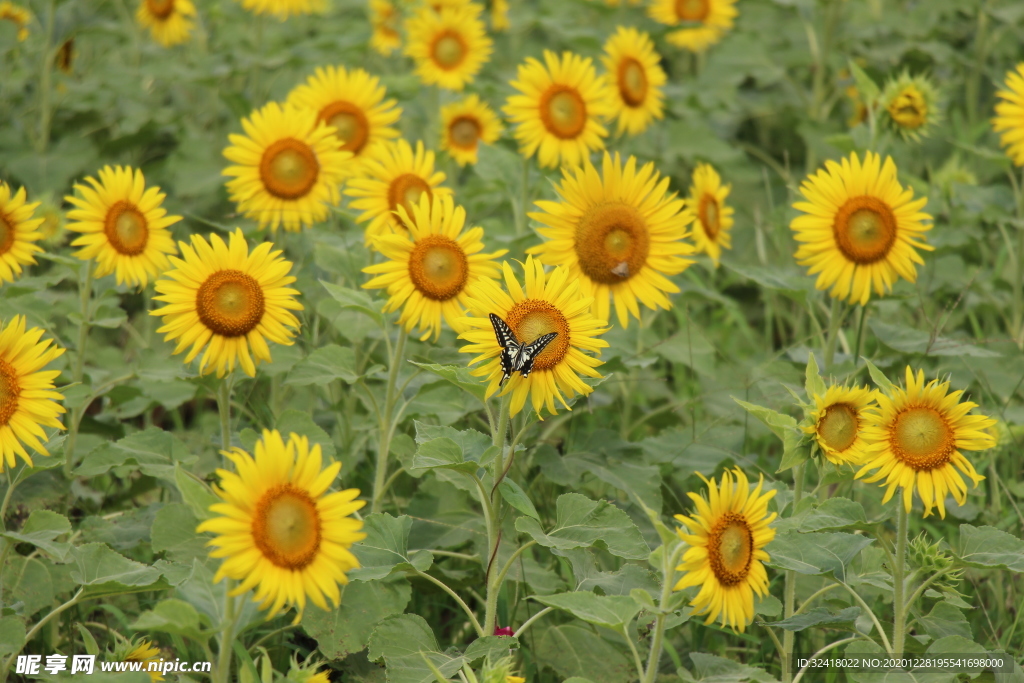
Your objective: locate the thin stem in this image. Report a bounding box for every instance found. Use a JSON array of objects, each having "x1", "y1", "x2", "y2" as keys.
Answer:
[
  {"x1": 762, "y1": 622, "x2": 786, "y2": 663},
  {"x1": 214, "y1": 583, "x2": 238, "y2": 683},
  {"x1": 835, "y1": 580, "x2": 893, "y2": 653},
  {"x1": 1011, "y1": 167, "x2": 1024, "y2": 348},
  {"x1": 247, "y1": 624, "x2": 299, "y2": 655},
  {"x1": 853, "y1": 302, "x2": 869, "y2": 365},
  {"x1": 513, "y1": 606, "x2": 553, "y2": 638},
  {"x1": 36, "y1": 0, "x2": 57, "y2": 153},
  {"x1": 892, "y1": 503, "x2": 909, "y2": 655},
  {"x1": 491, "y1": 541, "x2": 537, "y2": 590},
  {"x1": 621, "y1": 627, "x2": 646, "y2": 683},
  {"x1": 372, "y1": 327, "x2": 407, "y2": 514},
  {"x1": 3, "y1": 588, "x2": 84, "y2": 674},
  {"x1": 782, "y1": 462, "x2": 805, "y2": 683},
  {"x1": 642, "y1": 543, "x2": 686, "y2": 683},
  {"x1": 411, "y1": 567, "x2": 484, "y2": 637},
  {"x1": 63, "y1": 261, "x2": 95, "y2": 479},
  {"x1": 516, "y1": 156, "x2": 530, "y2": 235},
  {"x1": 484, "y1": 392, "x2": 513, "y2": 635},
  {"x1": 217, "y1": 377, "x2": 234, "y2": 451},
  {"x1": 791, "y1": 637, "x2": 865, "y2": 683},
  {"x1": 823, "y1": 297, "x2": 844, "y2": 372},
  {"x1": 794, "y1": 583, "x2": 841, "y2": 615},
  {"x1": 902, "y1": 568, "x2": 951, "y2": 616},
  {"x1": 0, "y1": 469, "x2": 15, "y2": 530}
]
